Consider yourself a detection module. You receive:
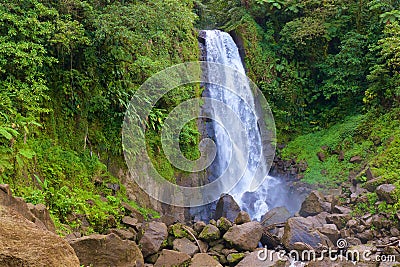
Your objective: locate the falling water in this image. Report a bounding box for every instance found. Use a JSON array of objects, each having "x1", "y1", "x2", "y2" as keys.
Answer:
[{"x1": 202, "y1": 30, "x2": 278, "y2": 220}]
